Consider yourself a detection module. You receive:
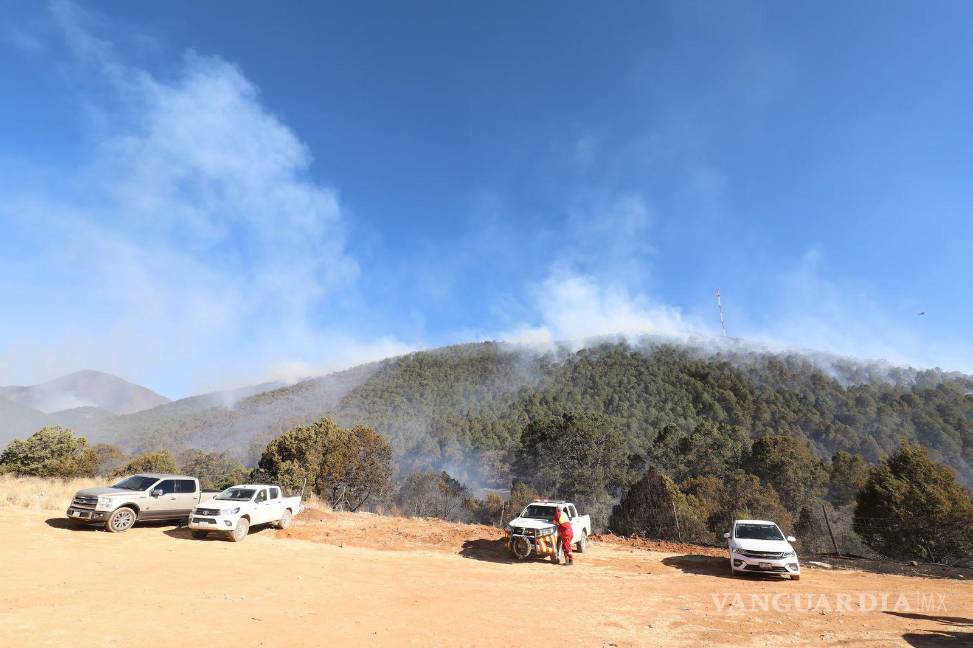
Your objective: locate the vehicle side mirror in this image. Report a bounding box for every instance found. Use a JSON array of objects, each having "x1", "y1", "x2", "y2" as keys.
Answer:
[
  {"x1": 786, "y1": 536, "x2": 796, "y2": 543},
  {"x1": 151, "y1": 489, "x2": 163, "y2": 497},
  {"x1": 723, "y1": 532, "x2": 730, "y2": 539}
]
